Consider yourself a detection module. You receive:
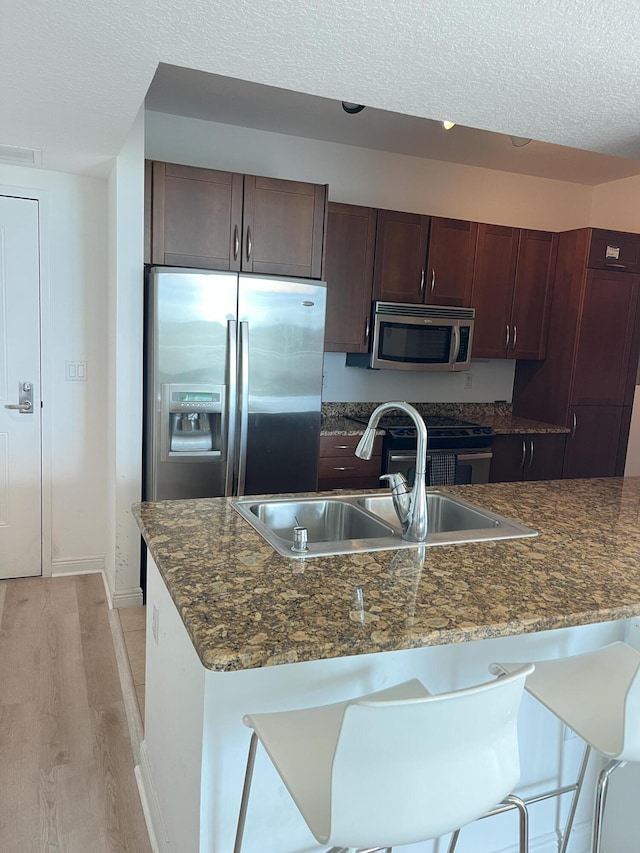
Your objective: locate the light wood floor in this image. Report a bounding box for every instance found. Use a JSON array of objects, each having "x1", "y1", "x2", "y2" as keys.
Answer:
[{"x1": 0, "y1": 574, "x2": 152, "y2": 853}]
